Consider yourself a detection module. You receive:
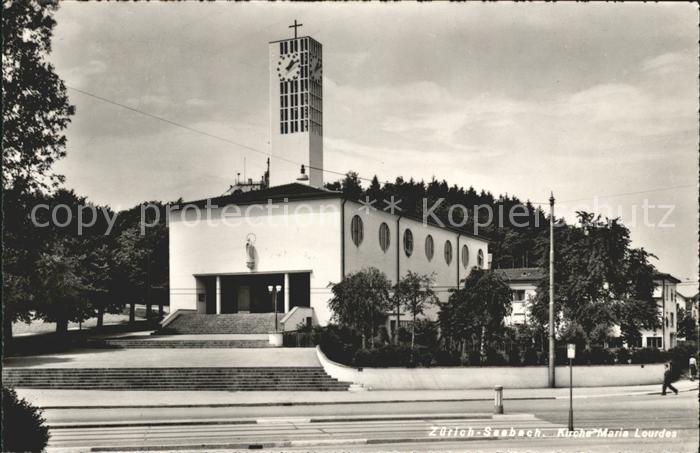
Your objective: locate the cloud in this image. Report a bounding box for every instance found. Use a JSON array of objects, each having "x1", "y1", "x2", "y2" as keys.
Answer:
[
  {"x1": 185, "y1": 98, "x2": 214, "y2": 107},
  {"x1": 62, "y1": 59, "x2": 107, "y2": 88},
  {"x1": 641, "y1": 51, "x2": 693, "y2": 76}
]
